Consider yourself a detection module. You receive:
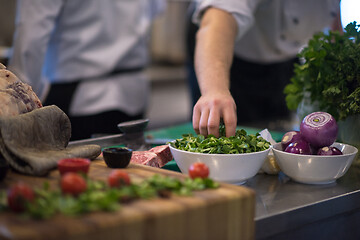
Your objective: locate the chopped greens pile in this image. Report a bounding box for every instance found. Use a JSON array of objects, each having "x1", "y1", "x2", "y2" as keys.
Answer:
[
  {"x1": 284, "y1": 21, "x2": 360, "y2": 121},
  {"x1": 0, "y1": 174, "x2": 218, "y2": 219},
  {"x1": 170, "y1": 129, "x2": 270, "y2": 154}
]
